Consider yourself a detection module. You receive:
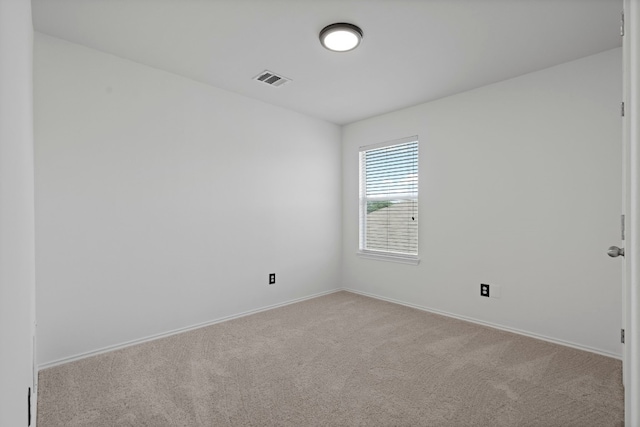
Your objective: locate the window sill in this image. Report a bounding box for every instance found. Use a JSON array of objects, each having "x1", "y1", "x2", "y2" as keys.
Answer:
[{"x1": 357, "y1": 251, "x2": 420, "y2": 265}]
